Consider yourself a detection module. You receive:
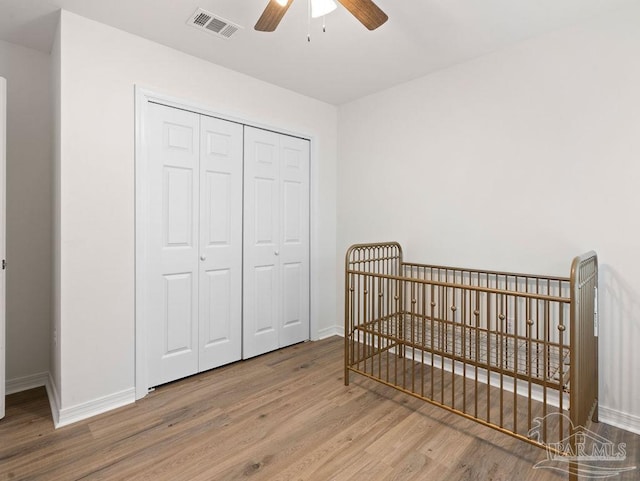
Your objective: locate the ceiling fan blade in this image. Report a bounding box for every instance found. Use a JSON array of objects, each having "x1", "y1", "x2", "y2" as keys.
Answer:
[
  {"x1": 337, "y1": 0, "x2": 388, "y2": 30},
  {"x1": 255, "y1": 0, "x2": 294, "y2": 32}
]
